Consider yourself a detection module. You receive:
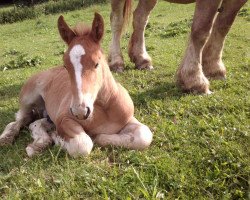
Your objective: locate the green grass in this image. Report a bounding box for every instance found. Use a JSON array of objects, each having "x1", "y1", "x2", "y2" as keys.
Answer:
[{"x1": 0, "y1": 1, "x2": 249, "y2": 199}]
